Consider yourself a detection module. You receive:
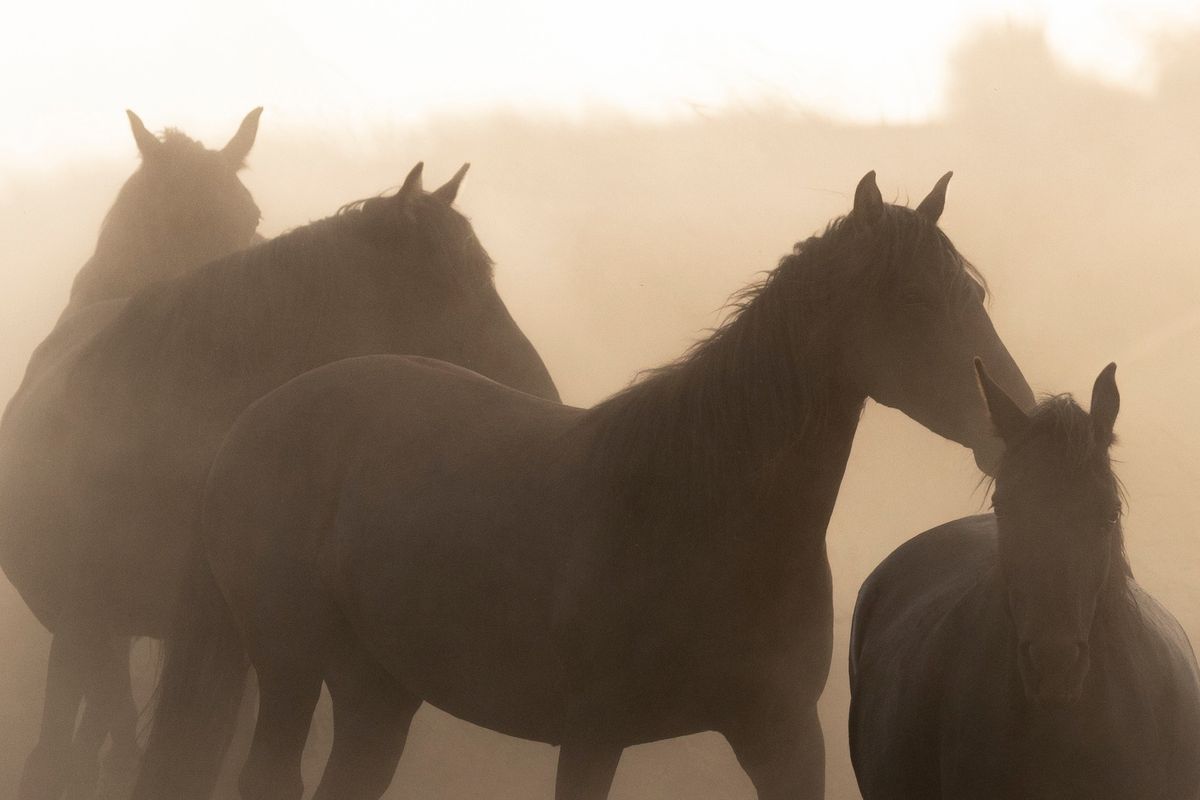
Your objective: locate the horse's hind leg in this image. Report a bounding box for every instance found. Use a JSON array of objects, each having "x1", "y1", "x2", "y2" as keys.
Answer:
[
  {"x1": 311, "y1": 632, "x2": 421, "y2": 800},
  {"x1": 234, "y1": 567, "x2": 333, "y2": 800},
  {"x1": 20, "y1": 632, "x2": 86, "y2": 800},
  {"x1": 238, "y1": 670, "x2": 322, "y2": 800}
]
